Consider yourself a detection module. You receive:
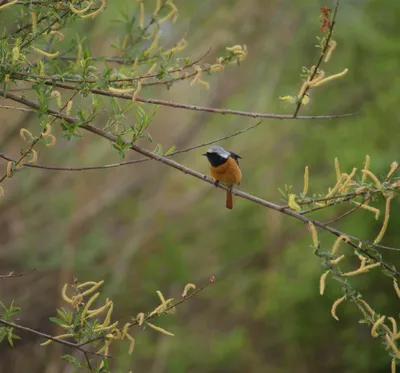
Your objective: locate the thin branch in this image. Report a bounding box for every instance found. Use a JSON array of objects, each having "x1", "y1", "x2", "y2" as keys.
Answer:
[
  {"x1": 19, "y1": 79, "x2": 359, "y2": 120},
  {"x1": 12, "y1": 48, "x2": 212, "y2": 85},
  {"x1": 0, "y1": 104, "x2": 34, "y2": 112},
  {"x1": 0, "y1": 318, "x2": 110, "y2": 358},
  {"x1": 2, "y1": 89, "x2": 398, "y2": 262},
  {"x1": 293, "y1": 0, "x2": 340, "y2": 117},
  {"x1": 0, "y1": 269, "x2": 35, "y2": 280},
  {"x1": 0, "y1": 121, "x2": 261, "y2": 172}
]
